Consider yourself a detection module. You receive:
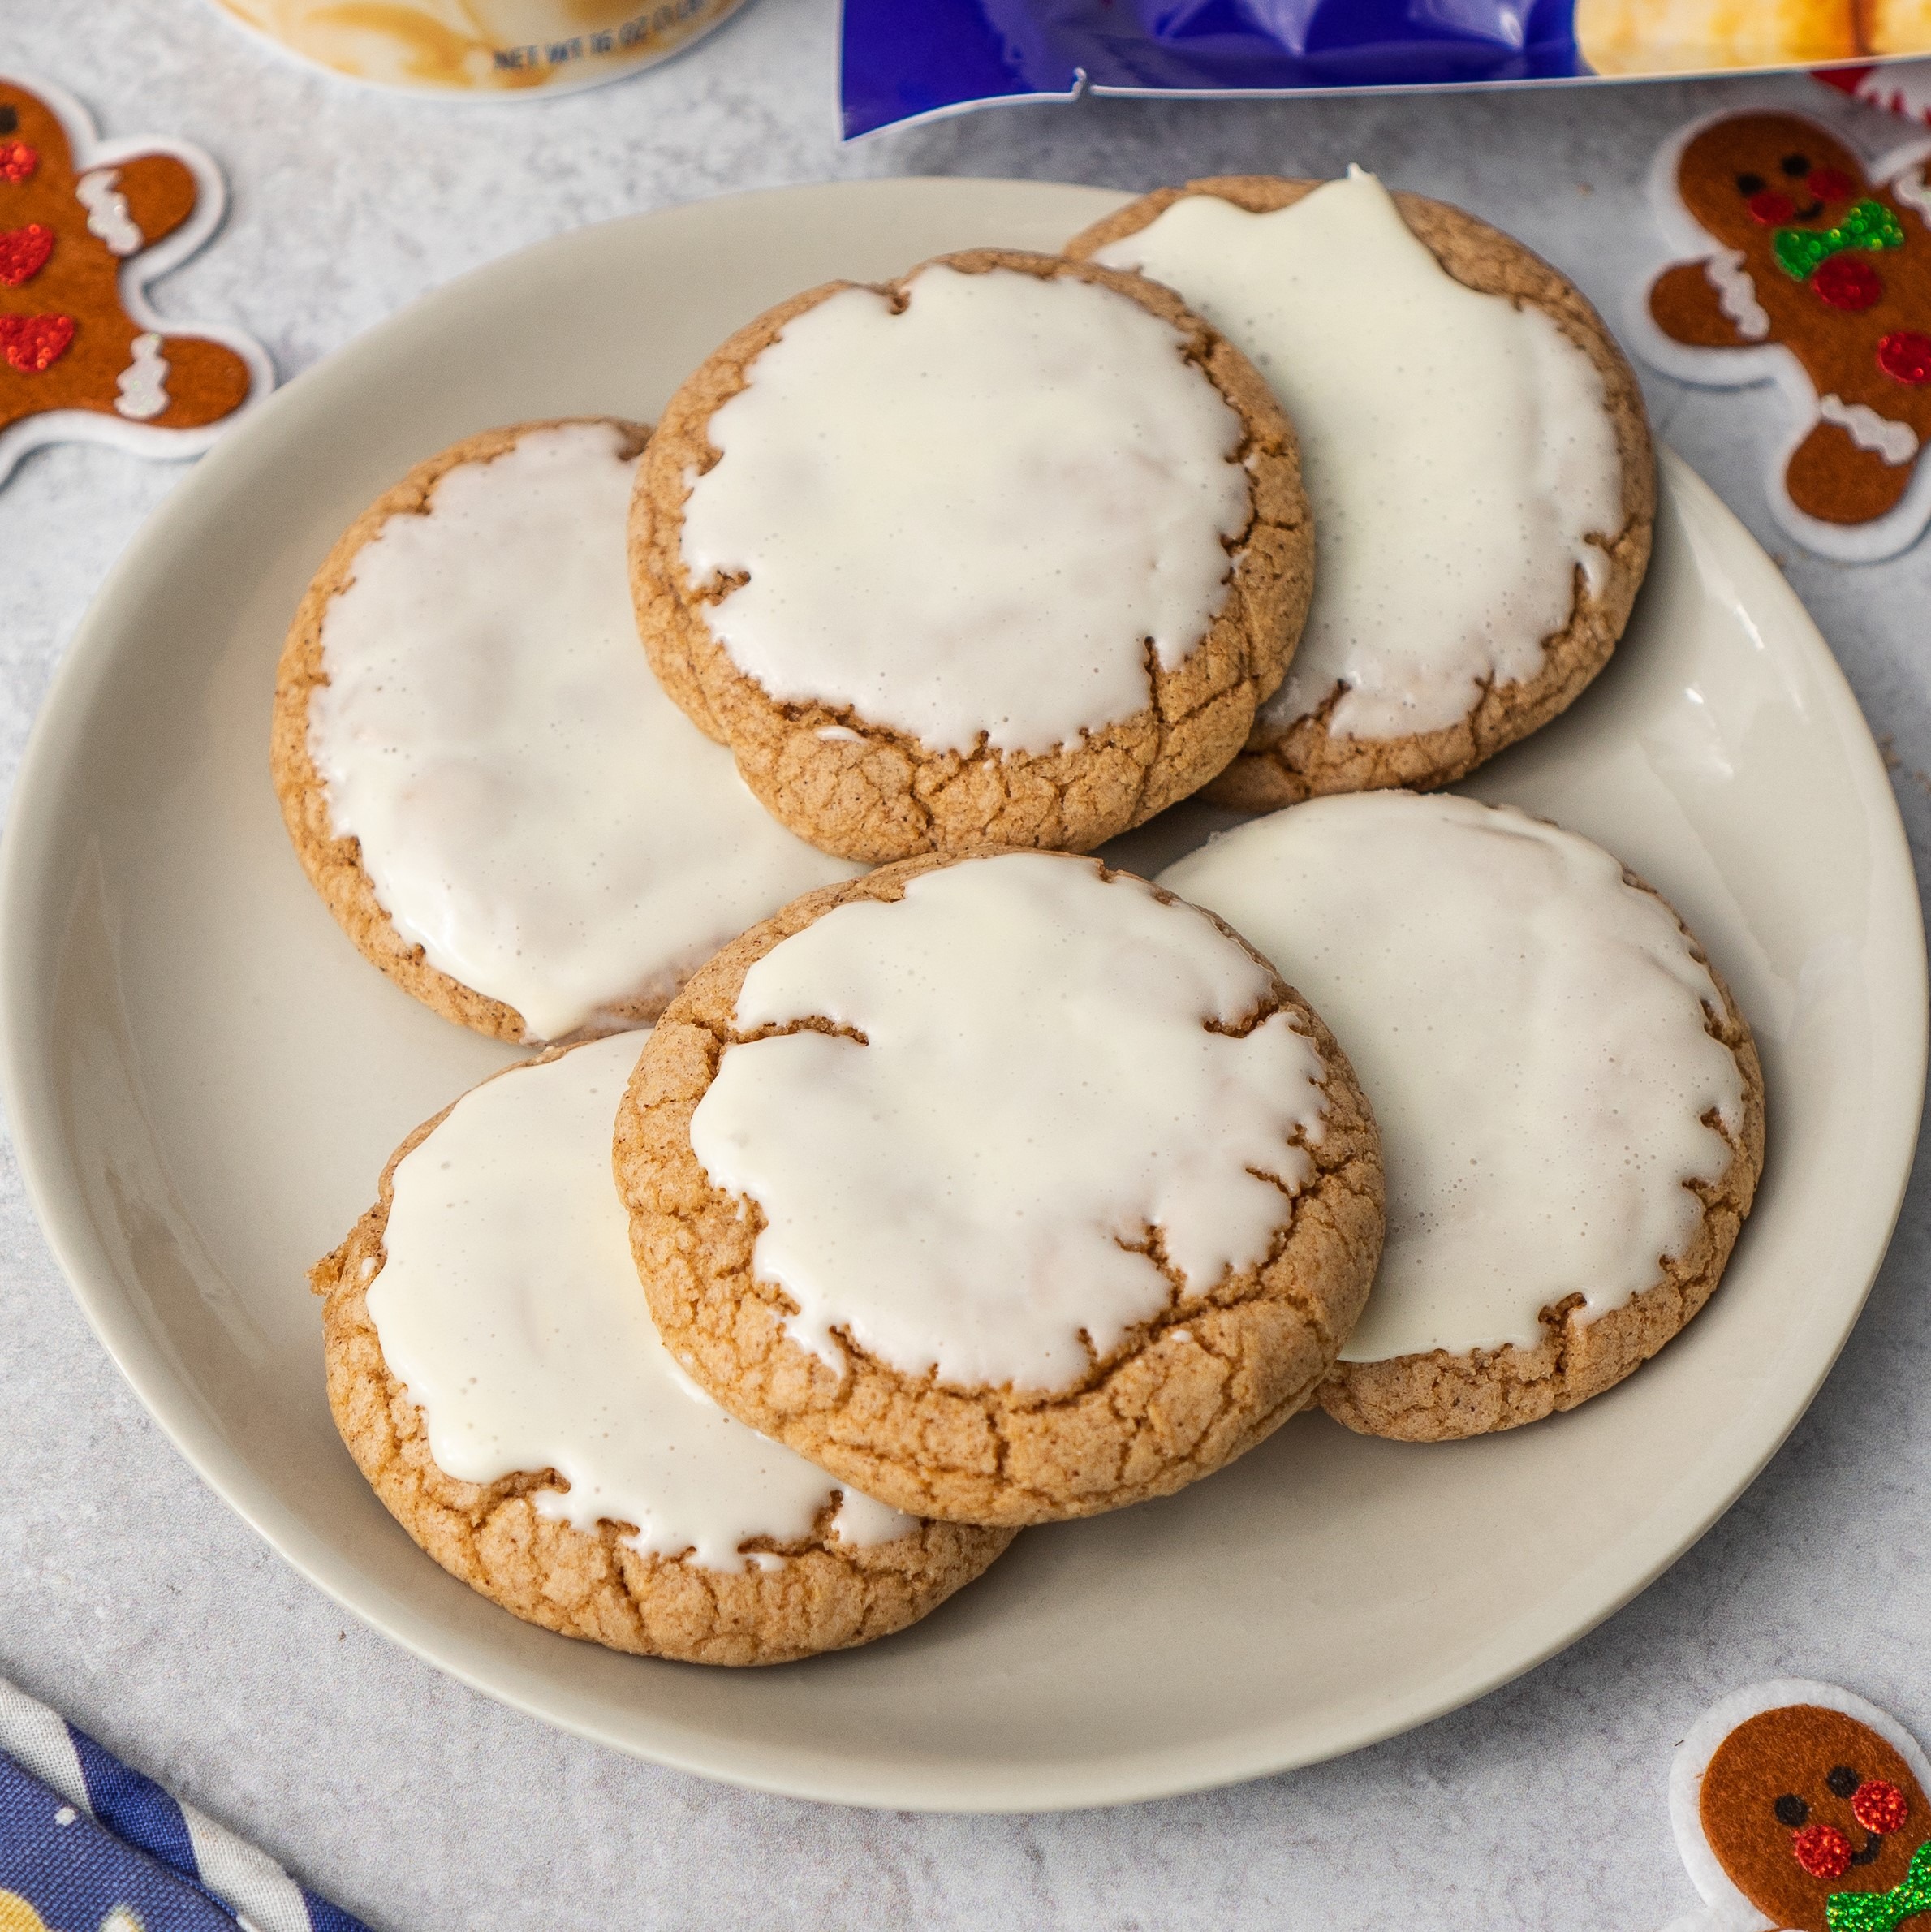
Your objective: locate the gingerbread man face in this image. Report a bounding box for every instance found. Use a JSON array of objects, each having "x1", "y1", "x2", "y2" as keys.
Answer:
[
  {"x1": 1673, "y1": 115, "x2": 1874, "y2": 252},
  {"x1": 1700, "y1": 1705, "x2": 1930, "y2": 1930},
  {"x1": 0, "y1": 73, "x2": 264, "y2": 470},
  {"x1": 1640, "y1": 110, "x2": 1931, "y2": 554}
]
